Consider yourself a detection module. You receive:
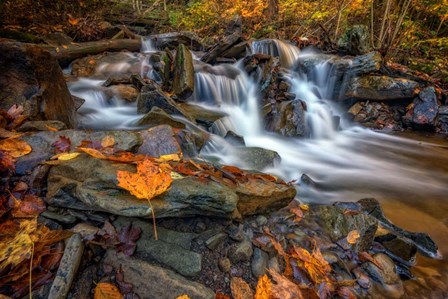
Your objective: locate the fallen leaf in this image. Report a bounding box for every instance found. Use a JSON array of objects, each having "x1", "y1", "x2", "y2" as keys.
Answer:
[
  {"x1": 176, "y1": 295, "x2": 191, "y2": 299},
  {"x1": 52, "y1": 136, "x2": 71, "y2": 153},
  {"x1": 94, "y1": 282, "x2": 122, "y2": 299},
  {"x1": 230, "y1": 277, "x2": 254, "y2": 299},
  {"x1": 78, "y1": 147, "x2": 106, "y2": 159},
  {"x1": 346, "y1": 230, "x2": 360, "y2": 245},
  {"x1": 101, "y1": 135, "x2": 115, "y2": 148},
  {"x1": 0, "y1": 150, "x2": 15, "y2": 172},
  {"x1": 117, "y1": 158, "x2": 172, "y2": 201},
  {"x1": 337, "y1": 286, "x2": 356, "y2": 299},
  {"x1": 269, "y1": 270, "x2": 304, "y2": 299},
  {"x1": 255, "y1": 274, "x2": 271, "y2": 299},
  {"x1": 299, "y1": 204, "x2": 309, "y2": 211},
  {"x1": 11, "y1": 194, "x2": 46, "y2": 218},
  {"x1": 116, "y1": 224, "x2": 142, "y2": 256},
  {"x1": 290, "y1": 207, "x2": 304, "y2": 222},
  {"x1": 45, "y1": 125, "x2": 59, "y2": 132},
  {"x1": 0, "y1": 138, "x2": 32, "y2": 158},
  {"x1": 155, "y1": 153, "x2": 182, "y2": 162},
  {"x1": 0, "y1": 128, "x2": 22, "y2": 139},
  {"x1": 52, "y1": 152, "x2": 81, "y2": 161}
]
